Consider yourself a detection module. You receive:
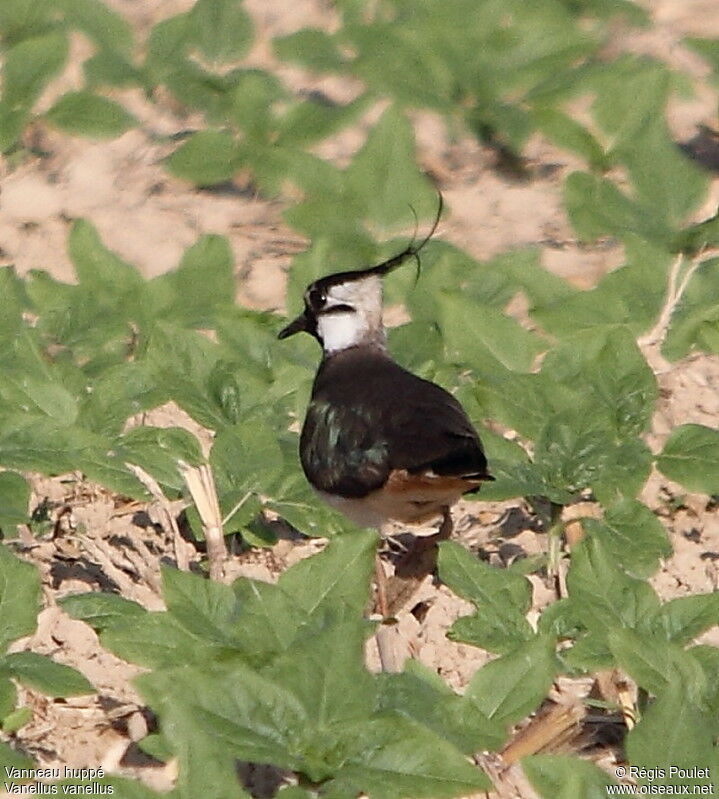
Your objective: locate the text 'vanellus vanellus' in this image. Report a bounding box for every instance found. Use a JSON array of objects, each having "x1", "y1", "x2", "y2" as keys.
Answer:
[{"x1": 278, "y1": 196, "x2": 494, "y2": 553}]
